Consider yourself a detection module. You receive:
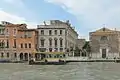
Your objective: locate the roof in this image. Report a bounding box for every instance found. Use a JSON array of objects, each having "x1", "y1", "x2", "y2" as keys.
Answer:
[
  {"x1": 95, "y1": 27, "x2": 114, "y2": 32},
  {"x1": 5, "y1": 24, "x2": 27, "y2": 27},
  {"x1": 90, "y1": 27, "x2": 118, "y2": 36},
  {"x1": 18, "y1": 29, "x2": 37, "y2": 31}
]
